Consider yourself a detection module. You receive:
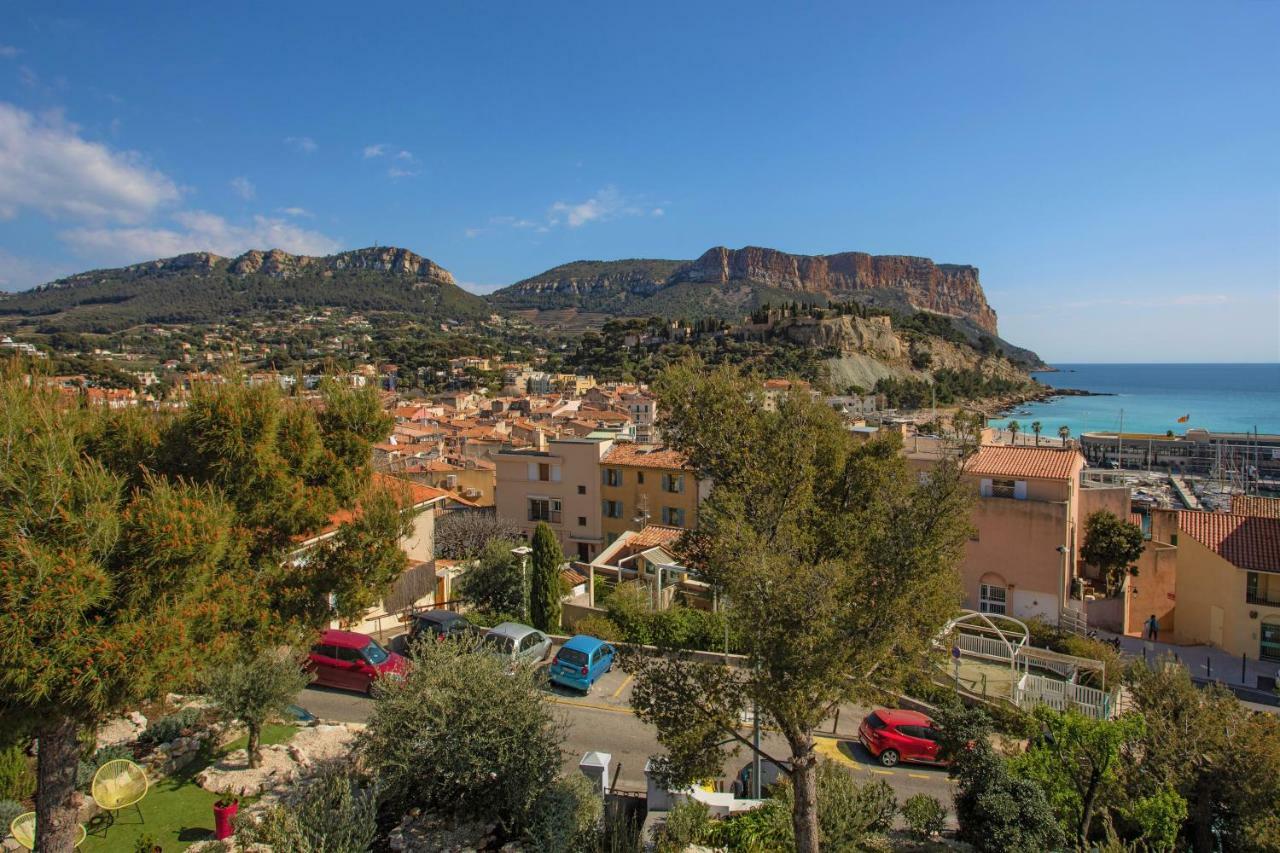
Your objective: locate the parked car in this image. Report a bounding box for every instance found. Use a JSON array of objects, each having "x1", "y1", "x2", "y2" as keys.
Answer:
[
  {"x1": 307, "y1": 629, "x2": 407, "y2": 694},
  {"x1": 732, "y1": 758, "x2": 790, "y2": 798},
  {"x1": 549, "y1": 635, "x2": 615, "y2": 693},
  {"x1": 858, "y1": 708, "x2": 948, "y2": 768},
  {"x1": 482, "y1": 622, "x2": 552, "y2": 667},
  {"x1": 407, "y1": 609, "x2": 477, "y2": 645}
]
